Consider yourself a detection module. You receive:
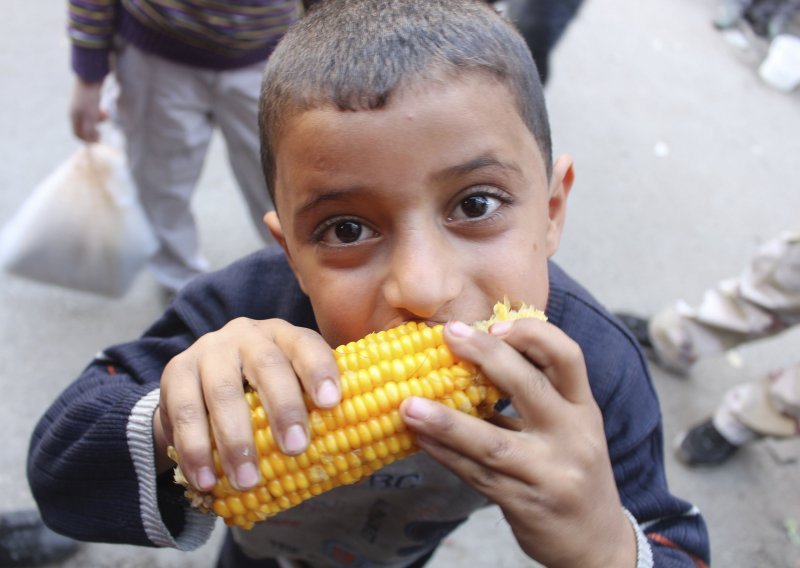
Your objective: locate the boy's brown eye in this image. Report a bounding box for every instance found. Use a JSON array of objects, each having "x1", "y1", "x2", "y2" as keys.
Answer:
[
  {"x1": 461, "y1": 195, "x2": 490, "y2": 218},
  {"x1": 335, "y1": 221, "x2": 362, "y2": 243}
]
